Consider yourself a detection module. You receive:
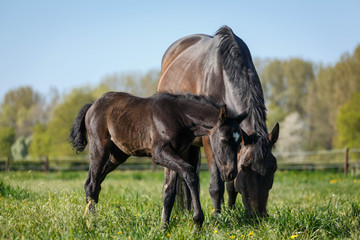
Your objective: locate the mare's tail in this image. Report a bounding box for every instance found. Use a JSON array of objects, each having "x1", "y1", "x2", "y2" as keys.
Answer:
[{"x1": 69, "y1": 103, "x2": 93, "y2": 153}]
